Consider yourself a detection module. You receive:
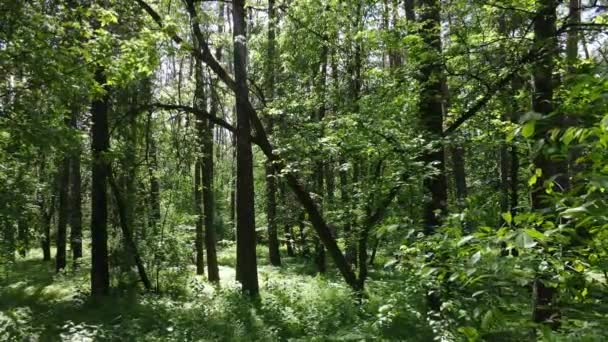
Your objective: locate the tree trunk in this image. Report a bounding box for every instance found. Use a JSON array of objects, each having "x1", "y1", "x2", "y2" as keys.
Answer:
[
  {"x1": 148, "y1": 134, "x2": 161, "y2": 236},
  {"x1": 233, "y1": 0, "x2": 259, "y2": 296},
  {"x1": 194, "y1": 161, "x2": 205, "y2": 275},
  {"x1": 531, "y1": 0, "x2": 562, "y2": 328},
  {"x1": 56, "y1": 154, "x2": 69, "y2": 272},
  {"x1": 193, "y1": 48, "x2": 206, "y2": 277},
  {"x1": 417, "y1": 0, "x2": 448, "y2": 233},
  {"x1": 90, "y1": 68, "x2": 110, "y2": 297},
  {"x1": 450, "y1": 144, "x2": 467, "y2": 208},
  {"x1": 70, "y1": 109, "x2": 83, "y2": 262},
  {"x1": 204, "y1": 88, "x2": 220, "y2": 282},
  {"x1": 265, "y1": 0, "x2": 281, "y2": 267}
]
